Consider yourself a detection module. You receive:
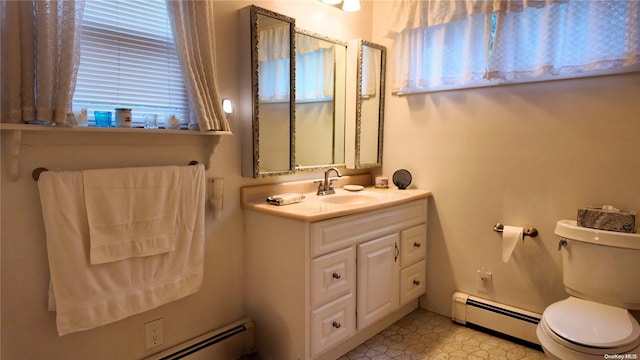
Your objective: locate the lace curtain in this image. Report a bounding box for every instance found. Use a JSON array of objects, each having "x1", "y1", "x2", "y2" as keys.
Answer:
[
  {"x1": 362, "y1": 45, "x2": 380, "y2": 97},
  {"x1": 488, "y1": 1, "x2": 640, "y2": 80},
  {"x1": 386, "y1": 0, "x2": 640, "y2": 93},
  {"x1": 166, "y1": 1, "x2": 230, "y2": 132},
  {"x1": 390, "y1": 13, "x2": 493, "y2": 92},
  {"x1": 296, "y1": 34, "x2": 335, "y2": 101},
  {"x1": 258, "y1": 24, "x2": 292, "y2": 102},
  {"x1": 1, "y1": 0, "x2": 84, "y2": 124},
  {"x1": 385, "y1": 0, "x2": 560, "y2": 34}
]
